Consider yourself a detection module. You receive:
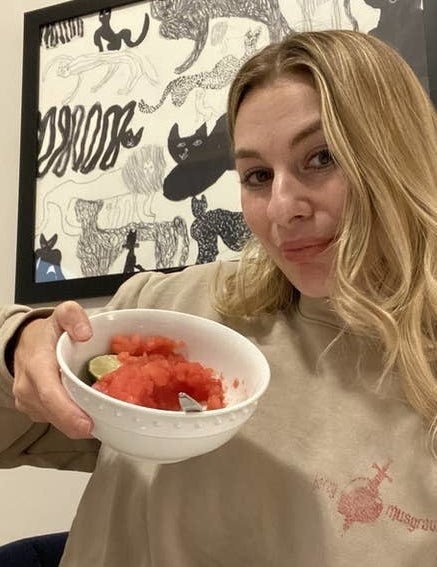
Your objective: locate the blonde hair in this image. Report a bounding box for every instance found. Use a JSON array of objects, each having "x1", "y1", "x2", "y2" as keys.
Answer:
[{"x1": 214, "y1": 30, "x2": 437, "y2": 436}]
